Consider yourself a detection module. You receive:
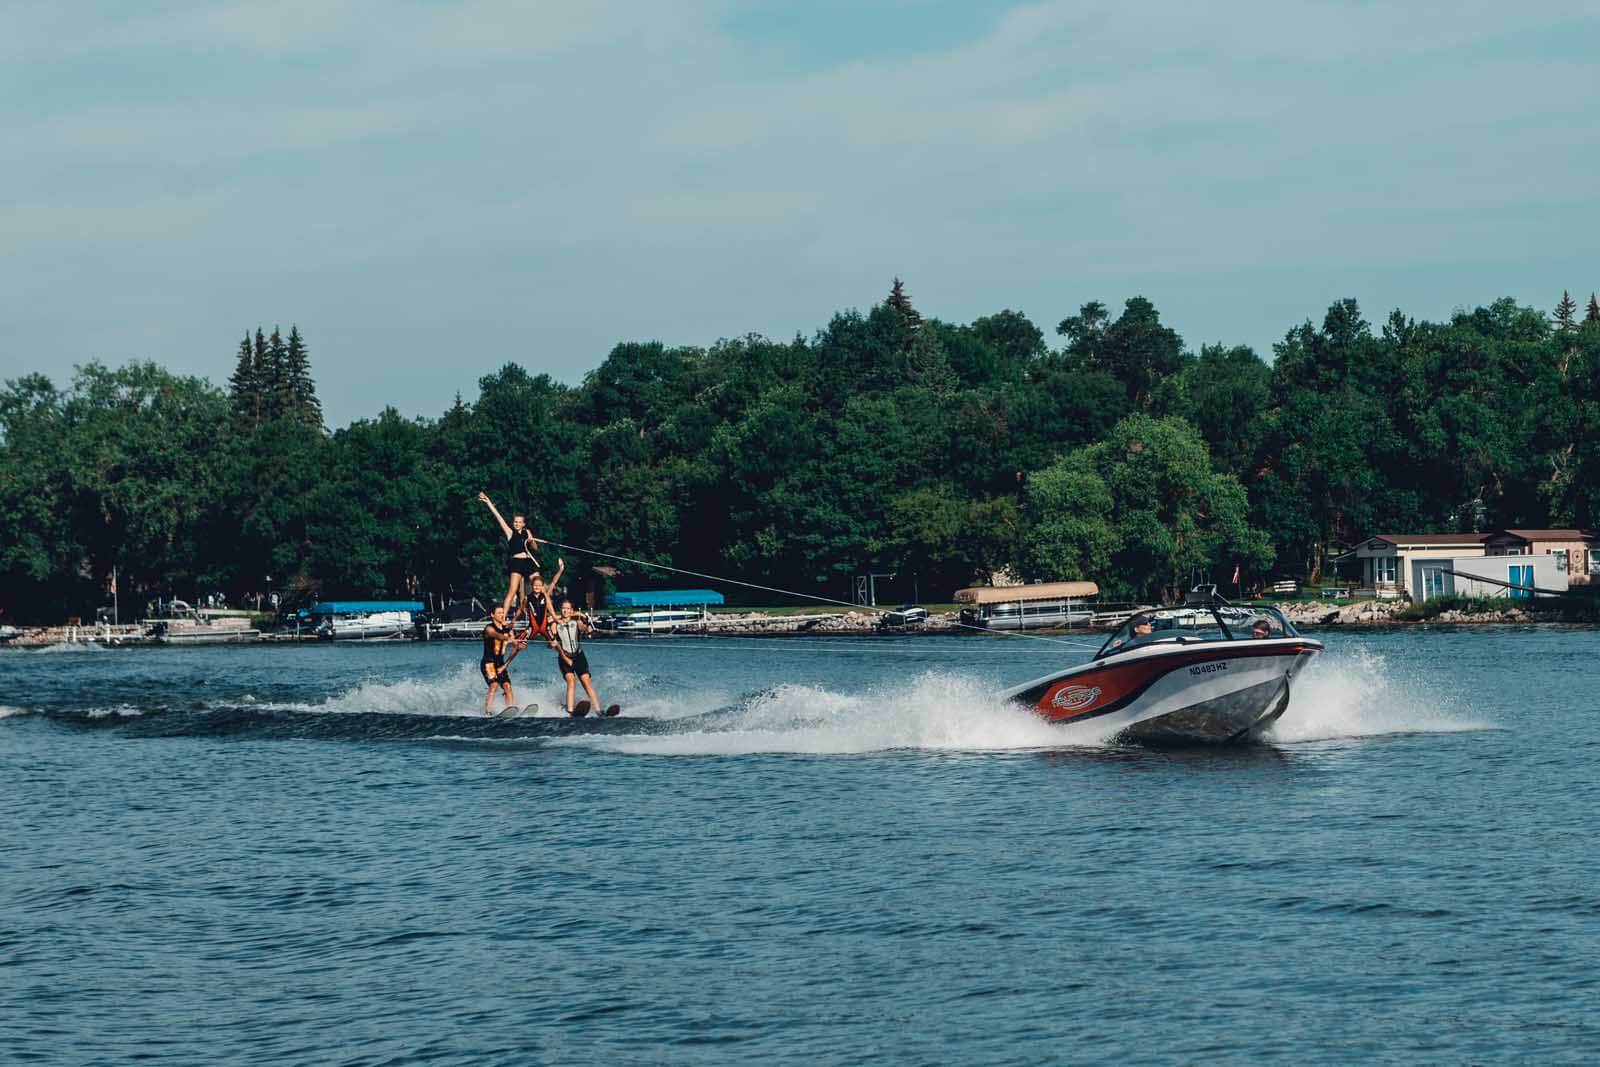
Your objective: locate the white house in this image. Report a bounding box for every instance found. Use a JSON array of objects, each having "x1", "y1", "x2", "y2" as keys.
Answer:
[
  {"x1": 1411, "y1": 553, "x2": 1567, "y2": 600},
  {"x1": 1347, "y1": 533, "x2": 1491, "y2": 598}
]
